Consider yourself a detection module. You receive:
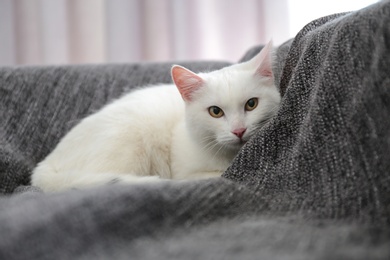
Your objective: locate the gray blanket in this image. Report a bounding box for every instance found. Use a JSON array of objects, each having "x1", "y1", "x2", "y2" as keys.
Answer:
[{"x1": 1, "y1": 1, "x2": 389, "y2": 259}]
